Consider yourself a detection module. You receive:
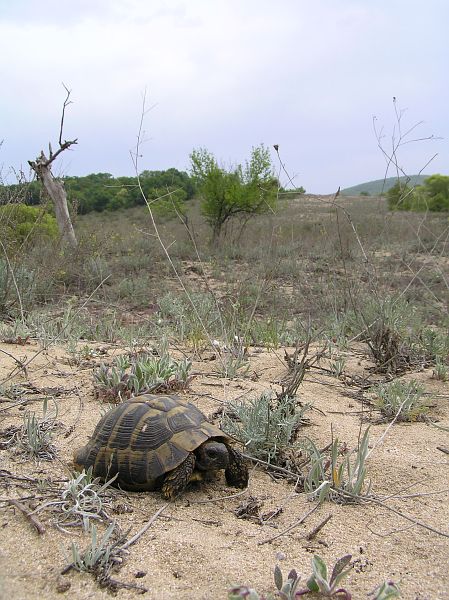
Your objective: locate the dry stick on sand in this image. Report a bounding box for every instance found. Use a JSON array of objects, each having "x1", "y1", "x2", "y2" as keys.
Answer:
[
  {"x1": 0, "y1": 398, "x2": 33, "y2": 413},
  {"x1": 381, "y1": 488, "x2": 449, "y2": 500},
  {"x1": 7, "y1": 498, "x2": 46, "y2": 535},
  {"x1": 0, "y1": 347, "x2": 28, "y2": 378},
  {"x1": 190, "y1": 487, "x2": 249, "y2": 505},
  {"x1": 336, "y1": 489, "x2": 449, "y2": 539},
  {"x1": 119, "y1": 503, "x2": 169, "y2": 551},
  {"x1": 258, "y1": 502, "x2": 320, "y2": 545},
  {"x1": 305, "y1": 513, "x2": 333, "y2": 540}
]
